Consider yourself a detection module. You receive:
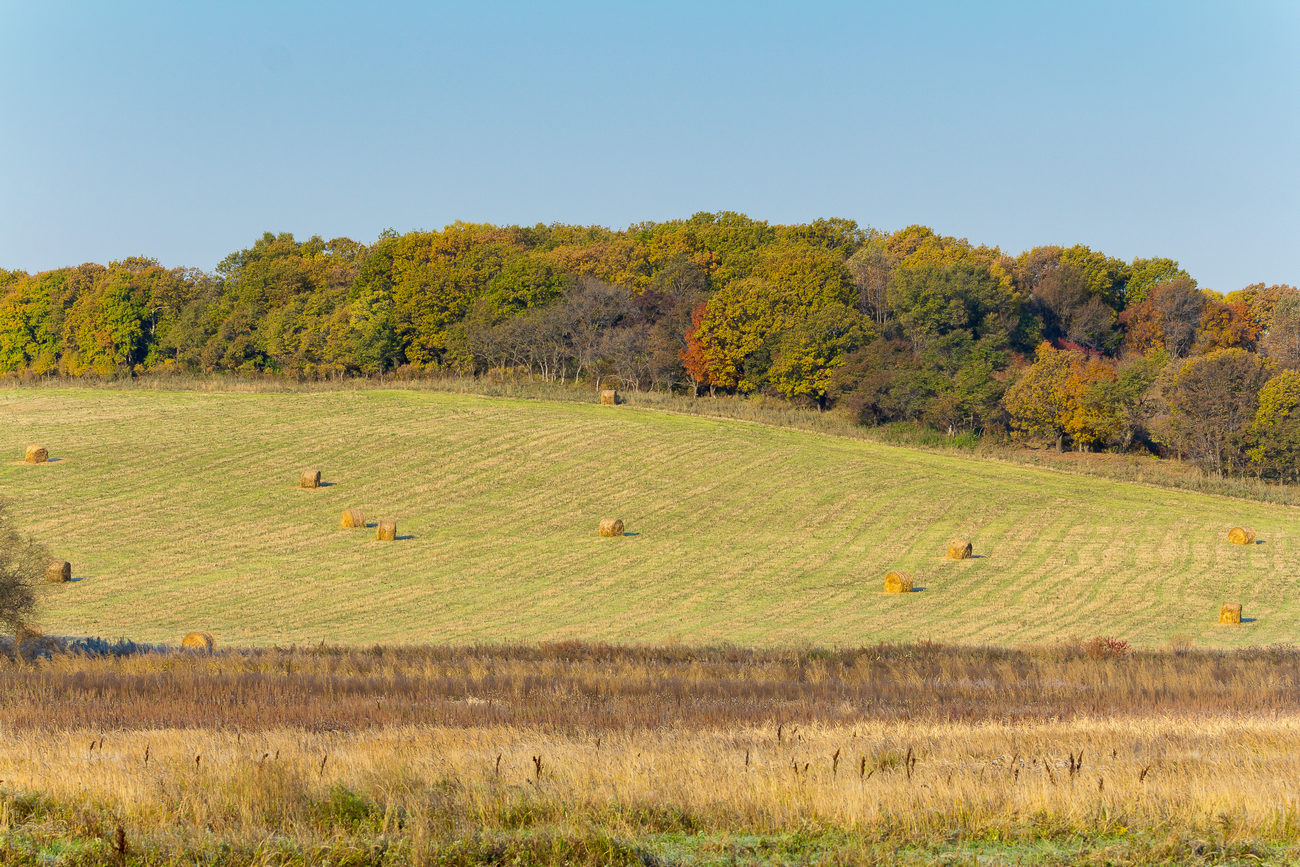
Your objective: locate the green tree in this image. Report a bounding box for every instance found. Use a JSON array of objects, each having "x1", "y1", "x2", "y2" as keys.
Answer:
[
  {"x1": 1126, "y1": 257, "x2": 1191, "y2": 306},
  {"x1": 0, "y1": 497, "x2": 47, "y2": 637},
  {"x1": 888, "y1": 262, "x2": 1020, "y2": 352},
  {"x1": 1247, "y1": 370, "x2": 1300, "y2": 480},
  {"x1": 1058, "y1": 245, "x2": 1129, "y2": 310},
  {"x1": 767, "y1": 303, "x2": 873, "y2": 406}
]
